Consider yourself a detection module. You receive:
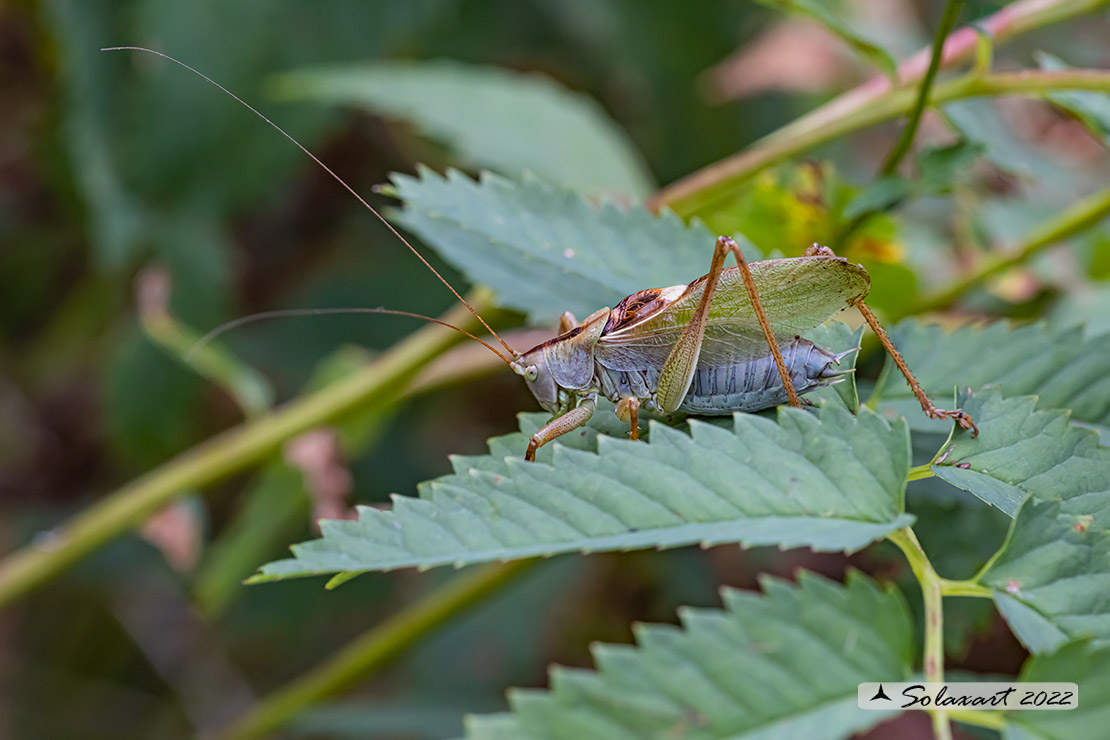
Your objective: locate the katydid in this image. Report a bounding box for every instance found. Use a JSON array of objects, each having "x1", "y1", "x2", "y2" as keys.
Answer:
[
  {"x1": 109, "y1": 47, "x2": 978, "y2": 464},
  {"x1": 509, "y1": 238, "x2": 976, "y2": 460}
]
